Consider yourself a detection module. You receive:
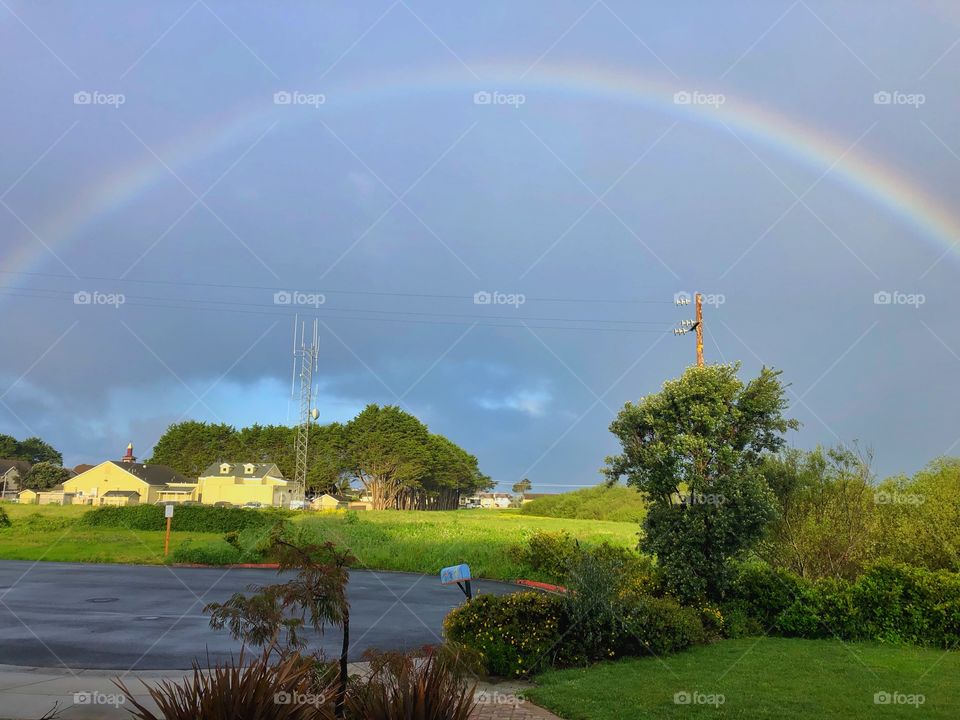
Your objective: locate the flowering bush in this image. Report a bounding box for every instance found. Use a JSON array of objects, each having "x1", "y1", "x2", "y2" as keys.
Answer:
[{"x1": 444, "y1": 592, "x2": 570, "y2": 676}]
